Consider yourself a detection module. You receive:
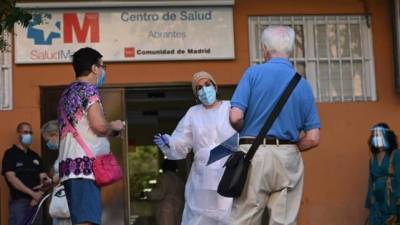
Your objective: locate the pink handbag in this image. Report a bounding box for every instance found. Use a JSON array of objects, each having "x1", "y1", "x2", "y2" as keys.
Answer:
[
  {"x1": 91, "y1": 153, "x2": 123, "y2": 186},
  {"x1": 63, "y1": 113, "x2": 123, "y2": 186}
]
